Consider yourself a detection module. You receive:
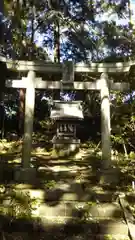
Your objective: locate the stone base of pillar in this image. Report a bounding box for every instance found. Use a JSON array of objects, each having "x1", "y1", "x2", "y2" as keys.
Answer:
[
  {"x1": 101, "y1": 158, "x2": 111, "y2": 170},
  {"x1": 14, "y1": 168, "x2": 37, "y2": 183},
  {"x1": 99, "y1": 167, "x2": 120, "y2": 185}
]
